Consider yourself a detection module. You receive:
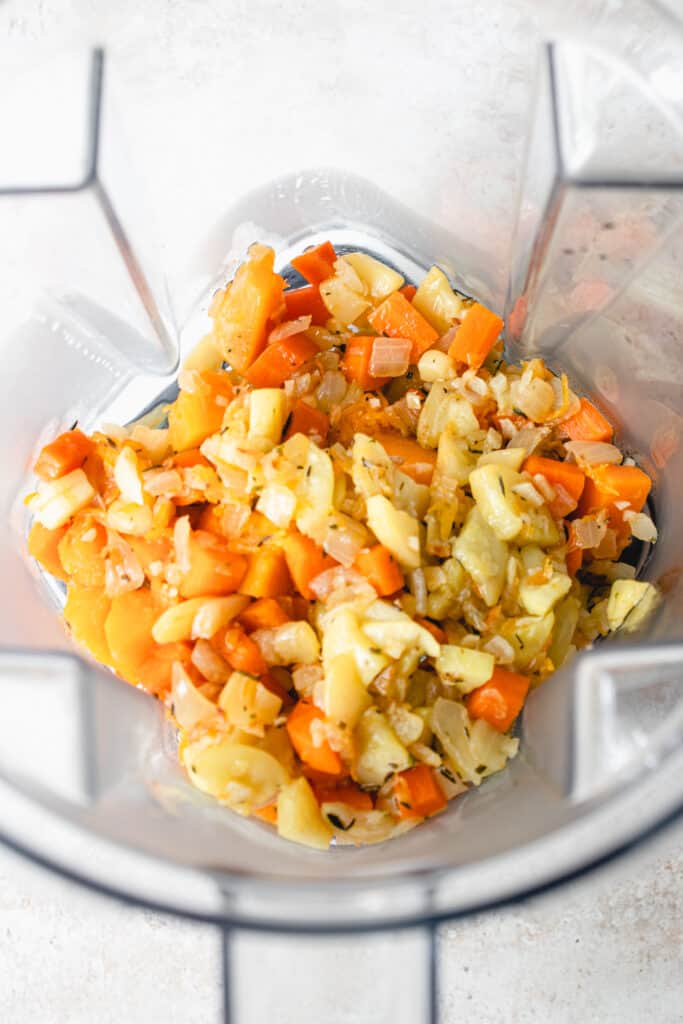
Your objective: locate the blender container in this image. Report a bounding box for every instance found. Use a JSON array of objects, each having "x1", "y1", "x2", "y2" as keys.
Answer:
[{"x1": 2, "y1": 4, "x2": 683, "y2": 1019}]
